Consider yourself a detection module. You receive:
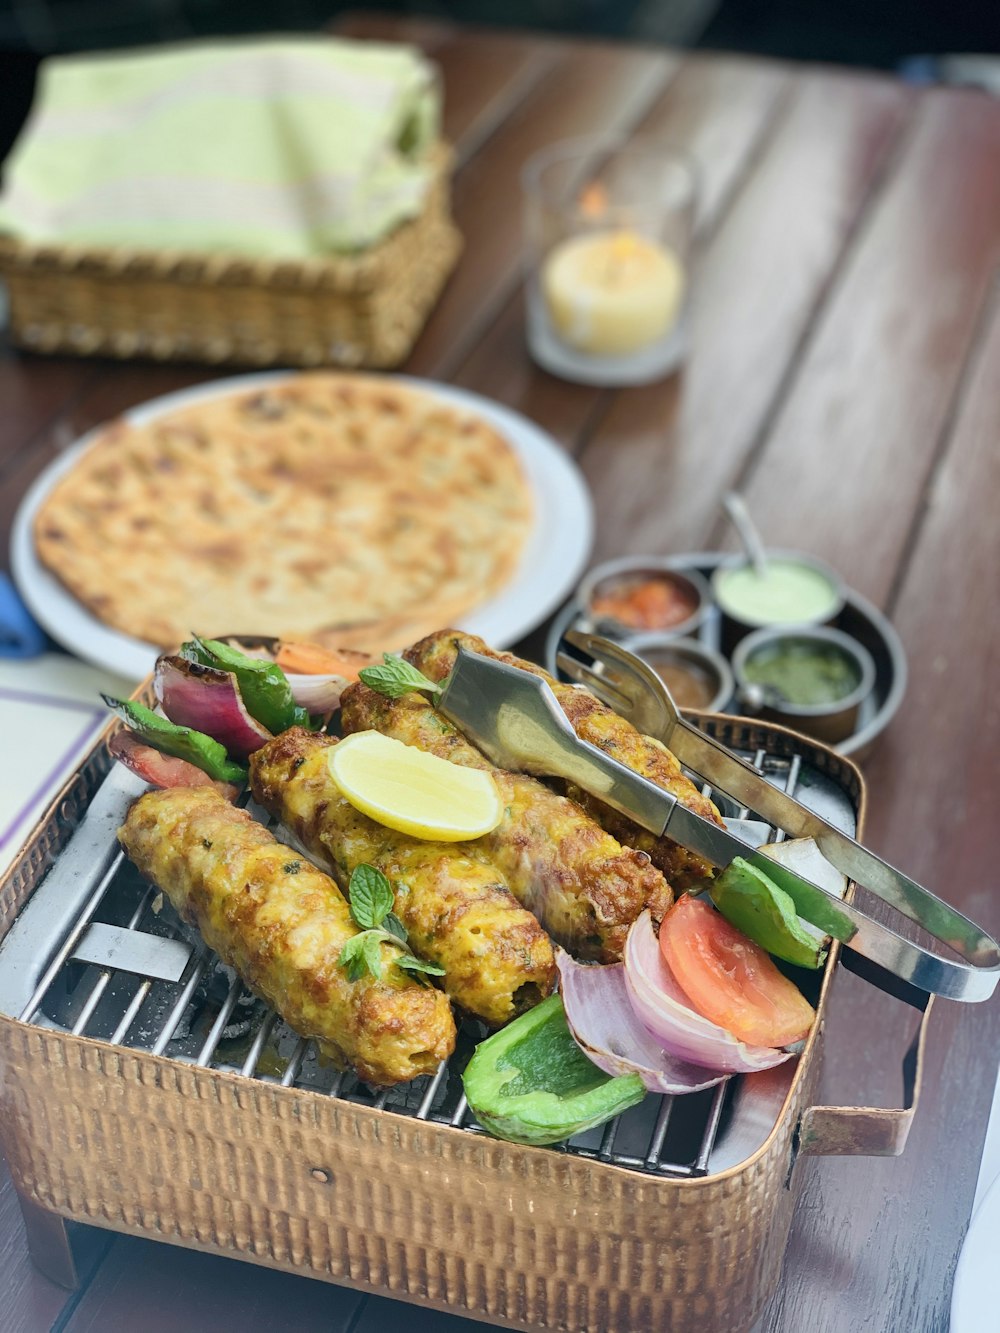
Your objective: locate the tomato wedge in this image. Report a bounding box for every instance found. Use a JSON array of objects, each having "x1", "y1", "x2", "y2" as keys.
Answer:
[{"x1": 659, "y1": 895, "x2": 815, "y2": 1047}]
